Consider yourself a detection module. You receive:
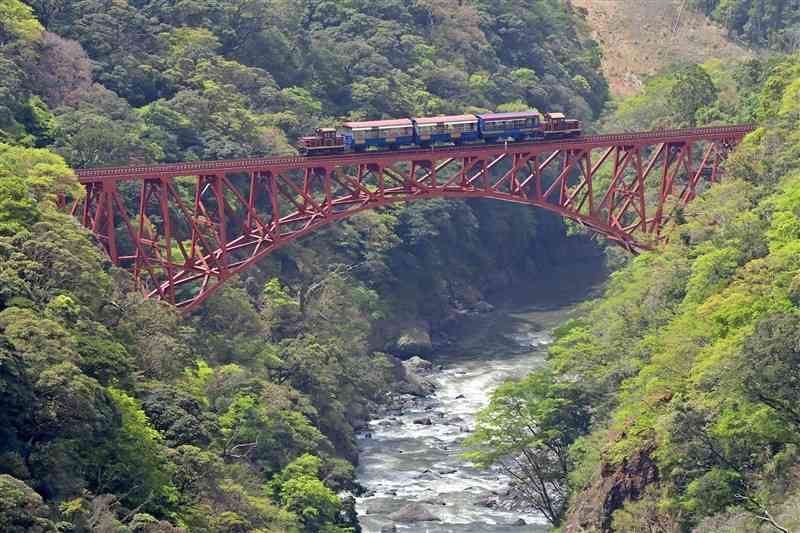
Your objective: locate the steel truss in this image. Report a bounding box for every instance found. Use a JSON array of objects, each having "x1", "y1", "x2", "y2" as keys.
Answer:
[{"x1": 68, "y1": 125, "x2": 754, "y2": 311}]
